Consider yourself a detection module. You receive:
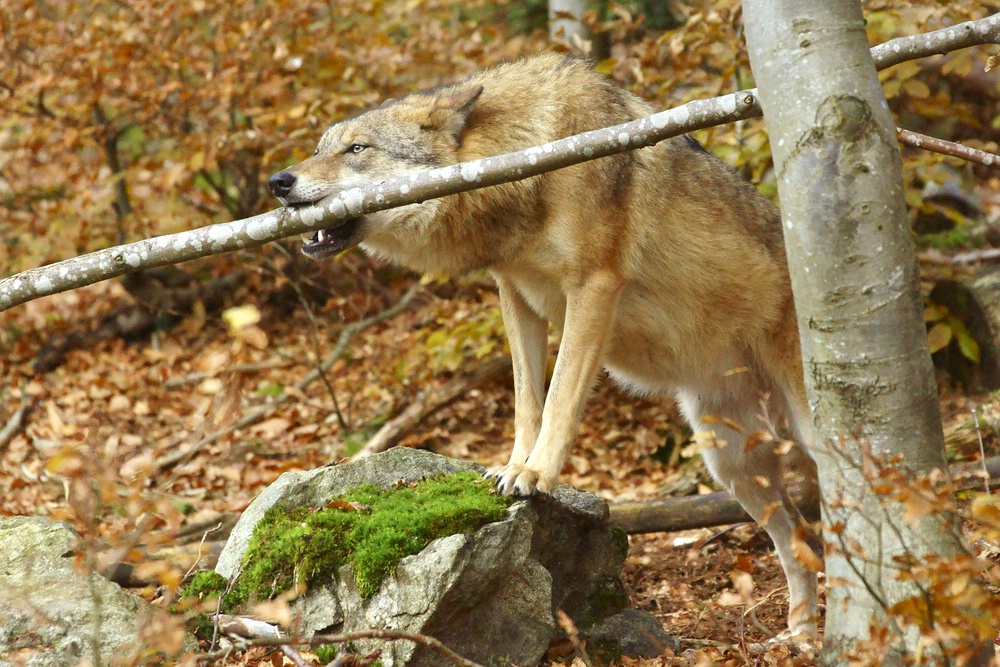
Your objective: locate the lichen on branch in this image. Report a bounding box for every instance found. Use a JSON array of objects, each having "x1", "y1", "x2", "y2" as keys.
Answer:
[{"x1": 1, "y1": 13, "x2": 997, "y2": 313}]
